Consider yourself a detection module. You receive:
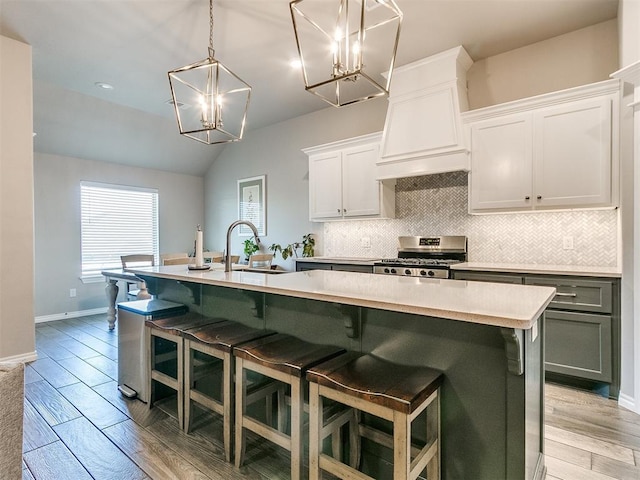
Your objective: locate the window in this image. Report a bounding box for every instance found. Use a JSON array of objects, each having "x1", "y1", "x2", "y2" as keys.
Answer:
[{"x1": 80, "y1": 182, "x2": 159, "y2": 279}]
